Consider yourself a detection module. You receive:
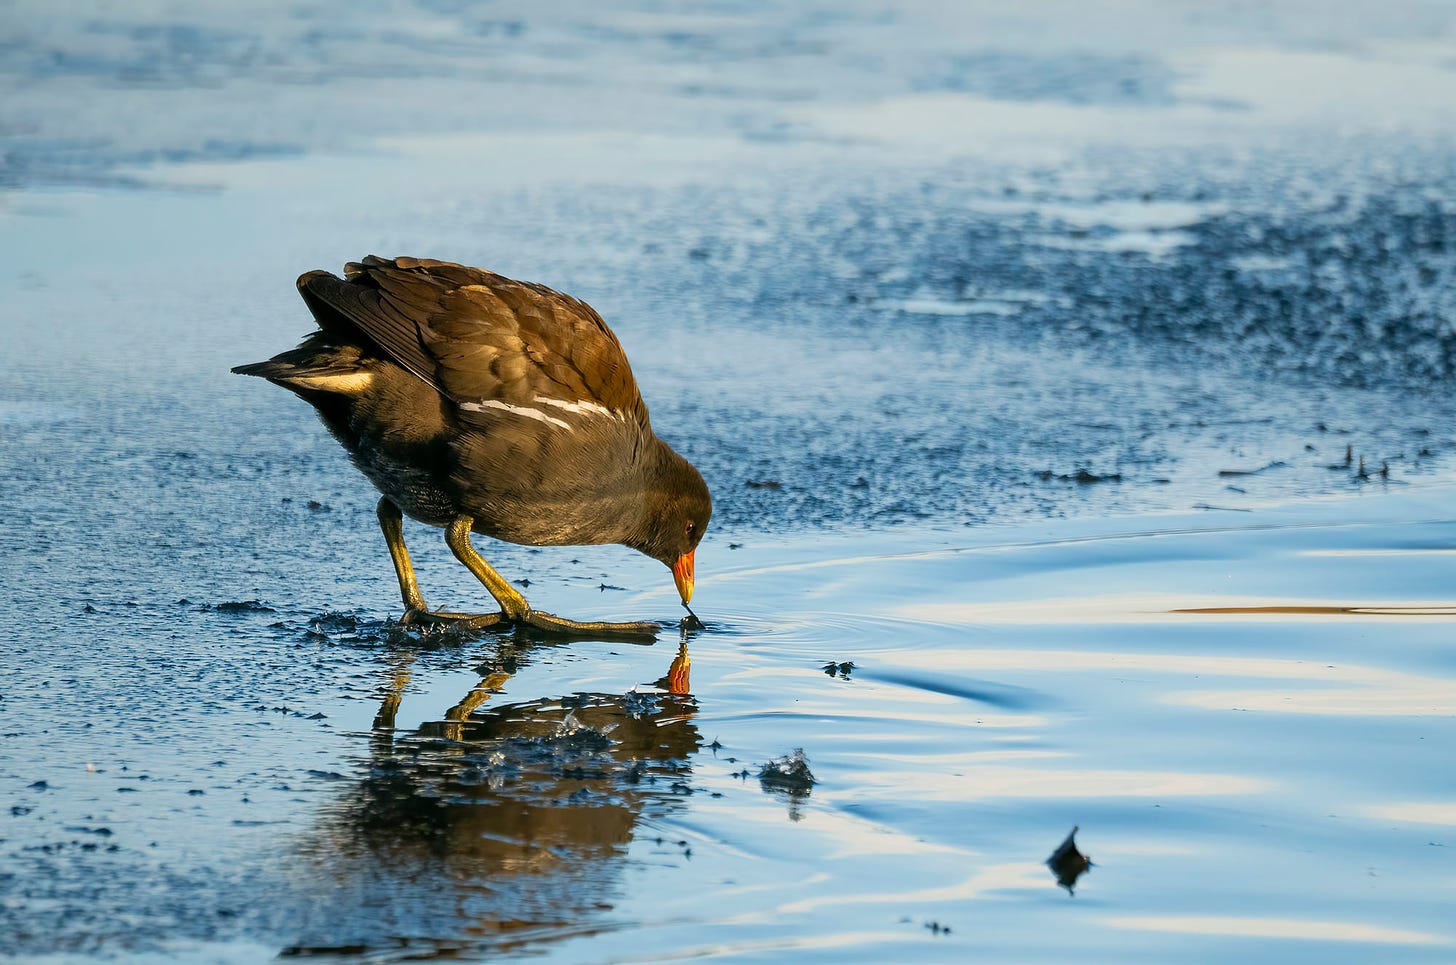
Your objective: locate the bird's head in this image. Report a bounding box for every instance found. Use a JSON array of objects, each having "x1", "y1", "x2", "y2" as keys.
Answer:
[{"x1": 634, "y1": 447, "x2": 712, "y2": 607}]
